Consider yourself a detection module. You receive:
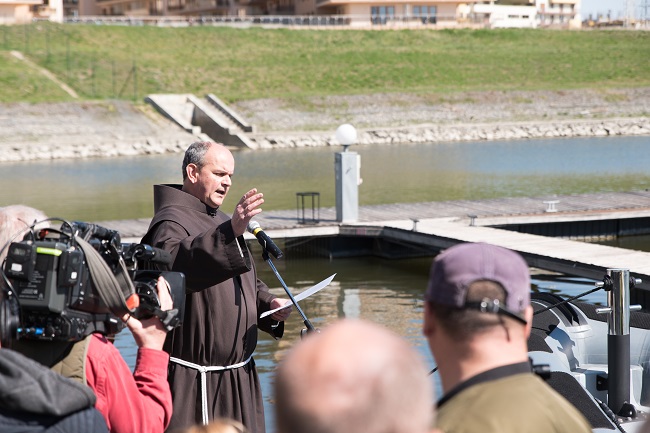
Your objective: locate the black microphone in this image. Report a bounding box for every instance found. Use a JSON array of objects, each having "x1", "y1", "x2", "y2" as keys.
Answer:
[{"x1": 247, "y1": 221, "x2": 283, "y2": 259}]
